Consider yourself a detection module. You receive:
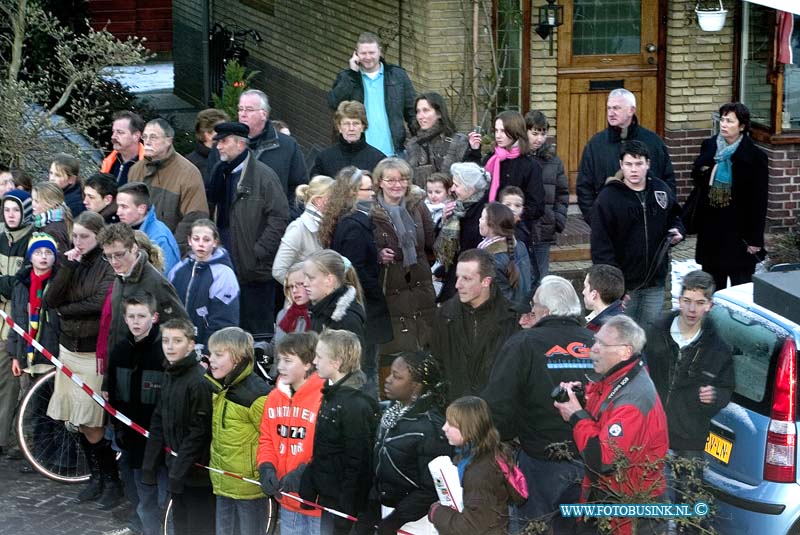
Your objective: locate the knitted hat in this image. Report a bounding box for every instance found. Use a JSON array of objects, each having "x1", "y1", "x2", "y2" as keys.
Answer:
[
  {"x1": 2, "y1": 189, "x2": 33, "y2": 229},
  {"x1": 450, "y1": 162, "x2": 489, "y2": 192},
  {"x1": 26, "y1": 232, "x2": 58, "y2": 260}
]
